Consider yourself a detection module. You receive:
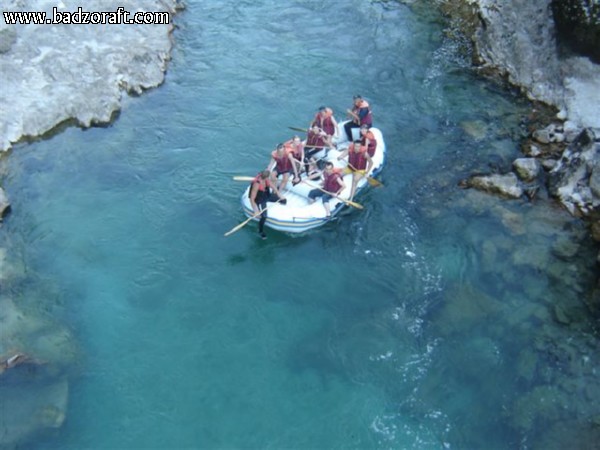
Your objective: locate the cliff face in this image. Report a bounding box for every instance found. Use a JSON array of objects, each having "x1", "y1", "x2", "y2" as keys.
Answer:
[
  {"x1": 441, "y1": 0, "x2": 600, "y2": 130},
  {"x1": 552, "y1": 0, "x2": 600, "y2": 64}
]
